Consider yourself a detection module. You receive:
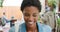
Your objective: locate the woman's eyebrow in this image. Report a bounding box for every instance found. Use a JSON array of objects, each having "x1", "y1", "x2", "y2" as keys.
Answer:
[
  {"x1": 24, "y1": 13, "x2": 29, "y2": 14},
  {"x1": 33, "y1": 13, "x2": 38, "y2": 14}
]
